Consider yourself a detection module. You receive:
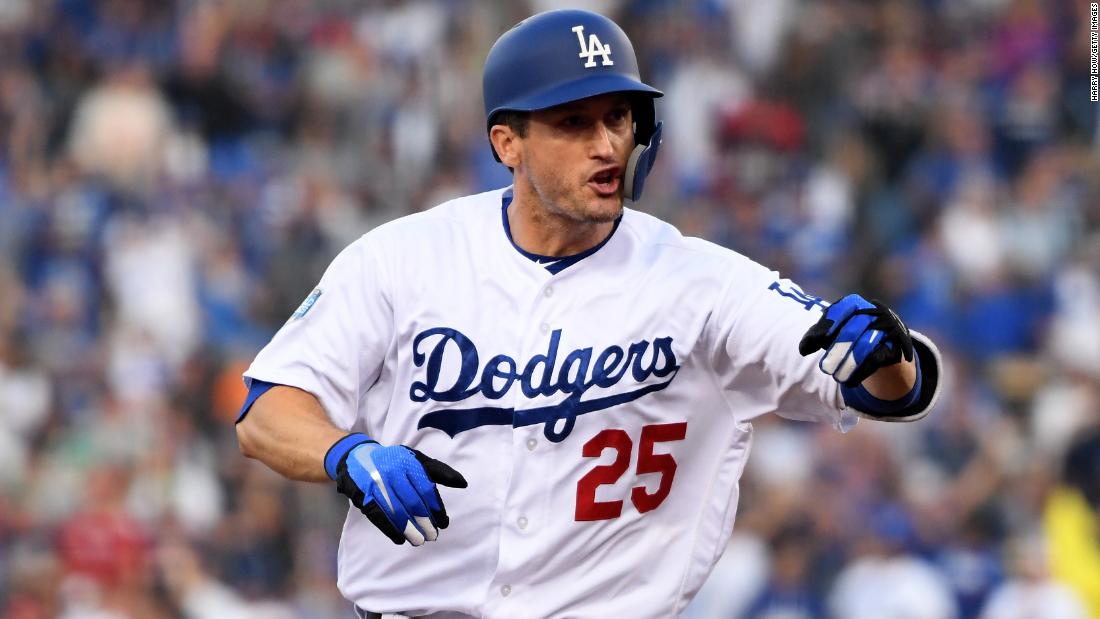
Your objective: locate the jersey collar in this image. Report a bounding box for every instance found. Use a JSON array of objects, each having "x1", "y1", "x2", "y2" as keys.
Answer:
[{"x1": 500, "y1": 187, "x2": 623, "y2": 275}]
